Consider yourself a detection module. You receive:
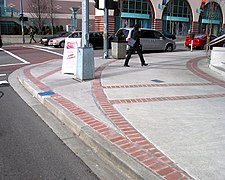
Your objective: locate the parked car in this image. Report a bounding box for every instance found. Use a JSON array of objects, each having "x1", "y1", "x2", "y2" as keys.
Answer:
[
  {"x1": 114, "y1": 28, "x2": 176, "y2": 52},
  {"x1": 87, "y1": 32, "x2": 104, "y2": 49},
  {"x1": 48, "y1": 32, "x2": 80, "y2": 48},
  {"x1": 39, "y1": 32, "x2": 69, "y2": 46},
  {"x1": 184, "y1": 34, "x2": 217, "y2": 50},
  {"x1": 208, "y1": 34, "x2": 225, "y2": 48},
  {"x1": 49, "y1": 31, "x2": 104, "y2": 49}
]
